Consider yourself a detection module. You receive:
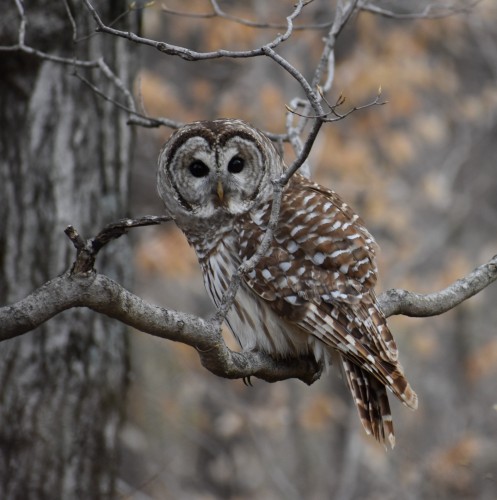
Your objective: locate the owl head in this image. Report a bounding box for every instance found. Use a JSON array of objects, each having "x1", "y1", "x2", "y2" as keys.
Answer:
[{"x1": 157, "y1": 119, "x2": 283, "y2": 226}]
